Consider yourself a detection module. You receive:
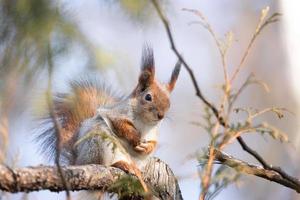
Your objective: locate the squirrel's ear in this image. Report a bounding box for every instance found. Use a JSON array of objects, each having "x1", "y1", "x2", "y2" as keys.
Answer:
[
  {"x1": 167, "y1": 60, "x2": 181, "y2": 92},
  {"x1": 138, "y1": 46, "x2": 155, "y2": 90}
]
